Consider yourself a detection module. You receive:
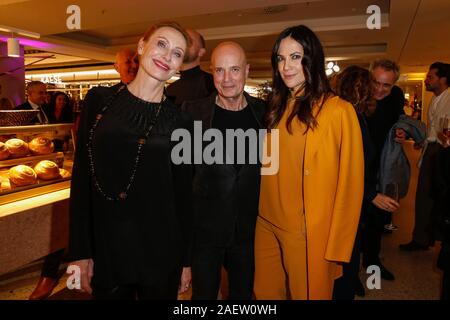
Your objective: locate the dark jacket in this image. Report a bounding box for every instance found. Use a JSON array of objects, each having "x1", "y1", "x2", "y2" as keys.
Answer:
[
  {"x1": 15, "y1": 101, "x2": 48, "y2": 124},
  {"x1": 181, "y1": 92, "x2": 266, "y2": 247},
  {"x1": 166, "y1": 66, "x2": 215, "y2": 107}
]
